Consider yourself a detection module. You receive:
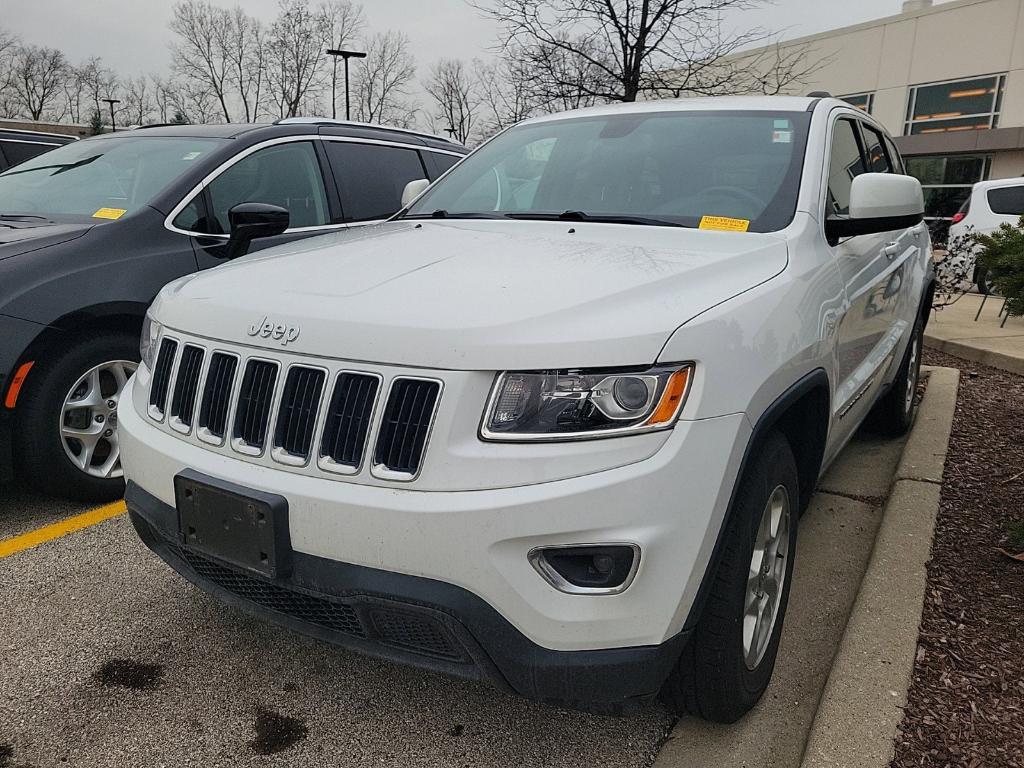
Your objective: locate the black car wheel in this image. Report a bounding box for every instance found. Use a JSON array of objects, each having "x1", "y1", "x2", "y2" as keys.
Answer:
[
  {"x1": 13, "y1": 332, "x2": 139, "y2": 502},
  {"x1": 661, "y1": 430, "x2": 799, "y2": 723}
]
